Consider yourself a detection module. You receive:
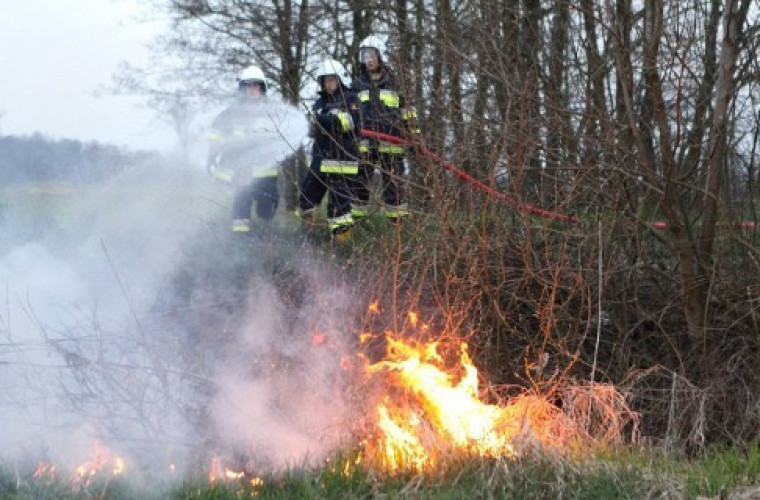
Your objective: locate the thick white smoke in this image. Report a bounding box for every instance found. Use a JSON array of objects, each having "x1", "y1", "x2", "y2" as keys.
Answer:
[
  {"x1": 208, "y1": 95, "x2": 310, "y2": 182},
  {"x1": 209, "y1": 274, "x2": 357, "y2": 471},
  {"x1": 249, "y1": 96, "x2": 310, "y2": 171},
  {"x1": 0, "y1": 148, "x2": 358, "y2": 480},
  {"x1": 0, "y1": 161, "x2": 220, "y2": 469}
]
